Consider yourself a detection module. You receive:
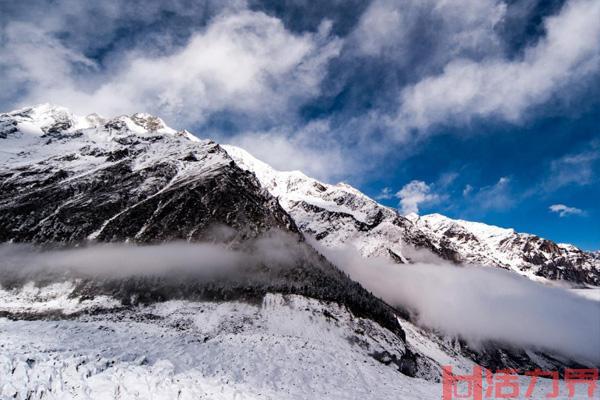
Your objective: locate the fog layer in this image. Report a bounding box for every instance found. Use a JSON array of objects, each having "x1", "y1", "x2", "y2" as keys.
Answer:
[
  {"x1": 321, "y1": 244, "x2": 600, "y2": 364},
  {"x1": 1, "y1": 237, "x2": 598, "y2": 364}
]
